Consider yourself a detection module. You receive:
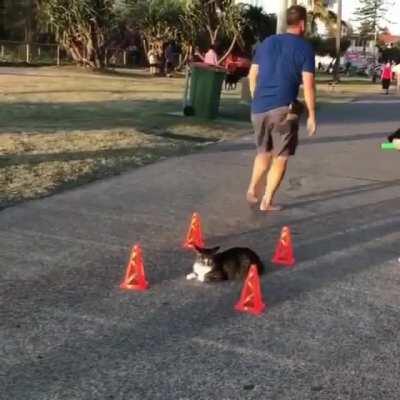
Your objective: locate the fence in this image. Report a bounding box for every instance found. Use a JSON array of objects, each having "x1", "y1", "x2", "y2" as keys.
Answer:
[
  {"x1": 0, "y1": 40, "x2": 64, "y2": 65},
  {"x1": 0, "y1": 40, "x2": 137, "y2": 68}
]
